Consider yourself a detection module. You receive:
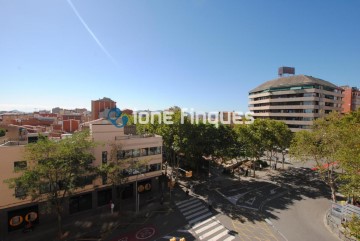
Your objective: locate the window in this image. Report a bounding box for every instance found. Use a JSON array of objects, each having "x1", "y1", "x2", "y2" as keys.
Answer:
[
  {"x1": 39, "y1": 183, "x2": 51, "y2": 194},
  {"x1": 124, "y1": 150, "x2": 132, "y2": 158},
  {"x1": 14, "y1": 161, "x2": 27, "y2": 170},
  {"x1": 118, "y1": 150, "x2": 132, "y2": 159},
  {"x1": 15, "y1": 186, "x2": 26, "y2": 198},
  {"x1": 149, "y1": 163, "x2": 161, "y2": 172},
  {"x1": 102, "y1": 151, "x2": 107, "y2": 164},
  {"x1": 141, "y1": 148, "x2": 148, "y2": 156},
  {"x1": 302, "y1": 117, "x2": 314, "y2": 121},
  {"x1": 149, "y1": 147, "x2": 156, "y2": 155},
  {"x1": 97, "y1": 189, "x2": 112, "y2": 207},
  {"x1": 75, "y1": 175, "x2": 95, "y2": 187},
  {"x1": 133, "y1": 149, "x2": 140, "y2": 157},
  {"x1": 69, "y1": 193, "x2": 92, "y2": 214},
  {"x1": 149, "y1": 147, "x2": 161, "y2": 155},
  {"x1": 118, "y1": 150, "x2": 125, "y2": 159},
  {"x1": 39, "y1": 182, "x2": 64, "y2": 194},
  {"x1": 303, "y1": 101, "x2": 314, "y2": 105}
]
